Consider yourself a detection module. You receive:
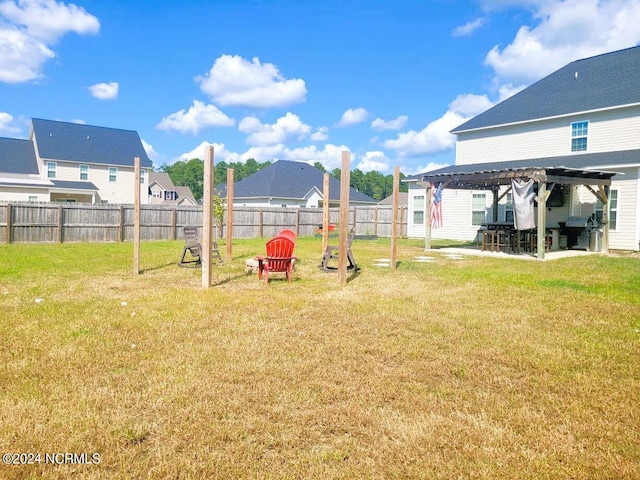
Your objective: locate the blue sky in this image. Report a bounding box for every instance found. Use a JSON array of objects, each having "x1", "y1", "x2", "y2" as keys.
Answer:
[{"x1": 1, "y1": 0, "x2": 640, "y2": 175}]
